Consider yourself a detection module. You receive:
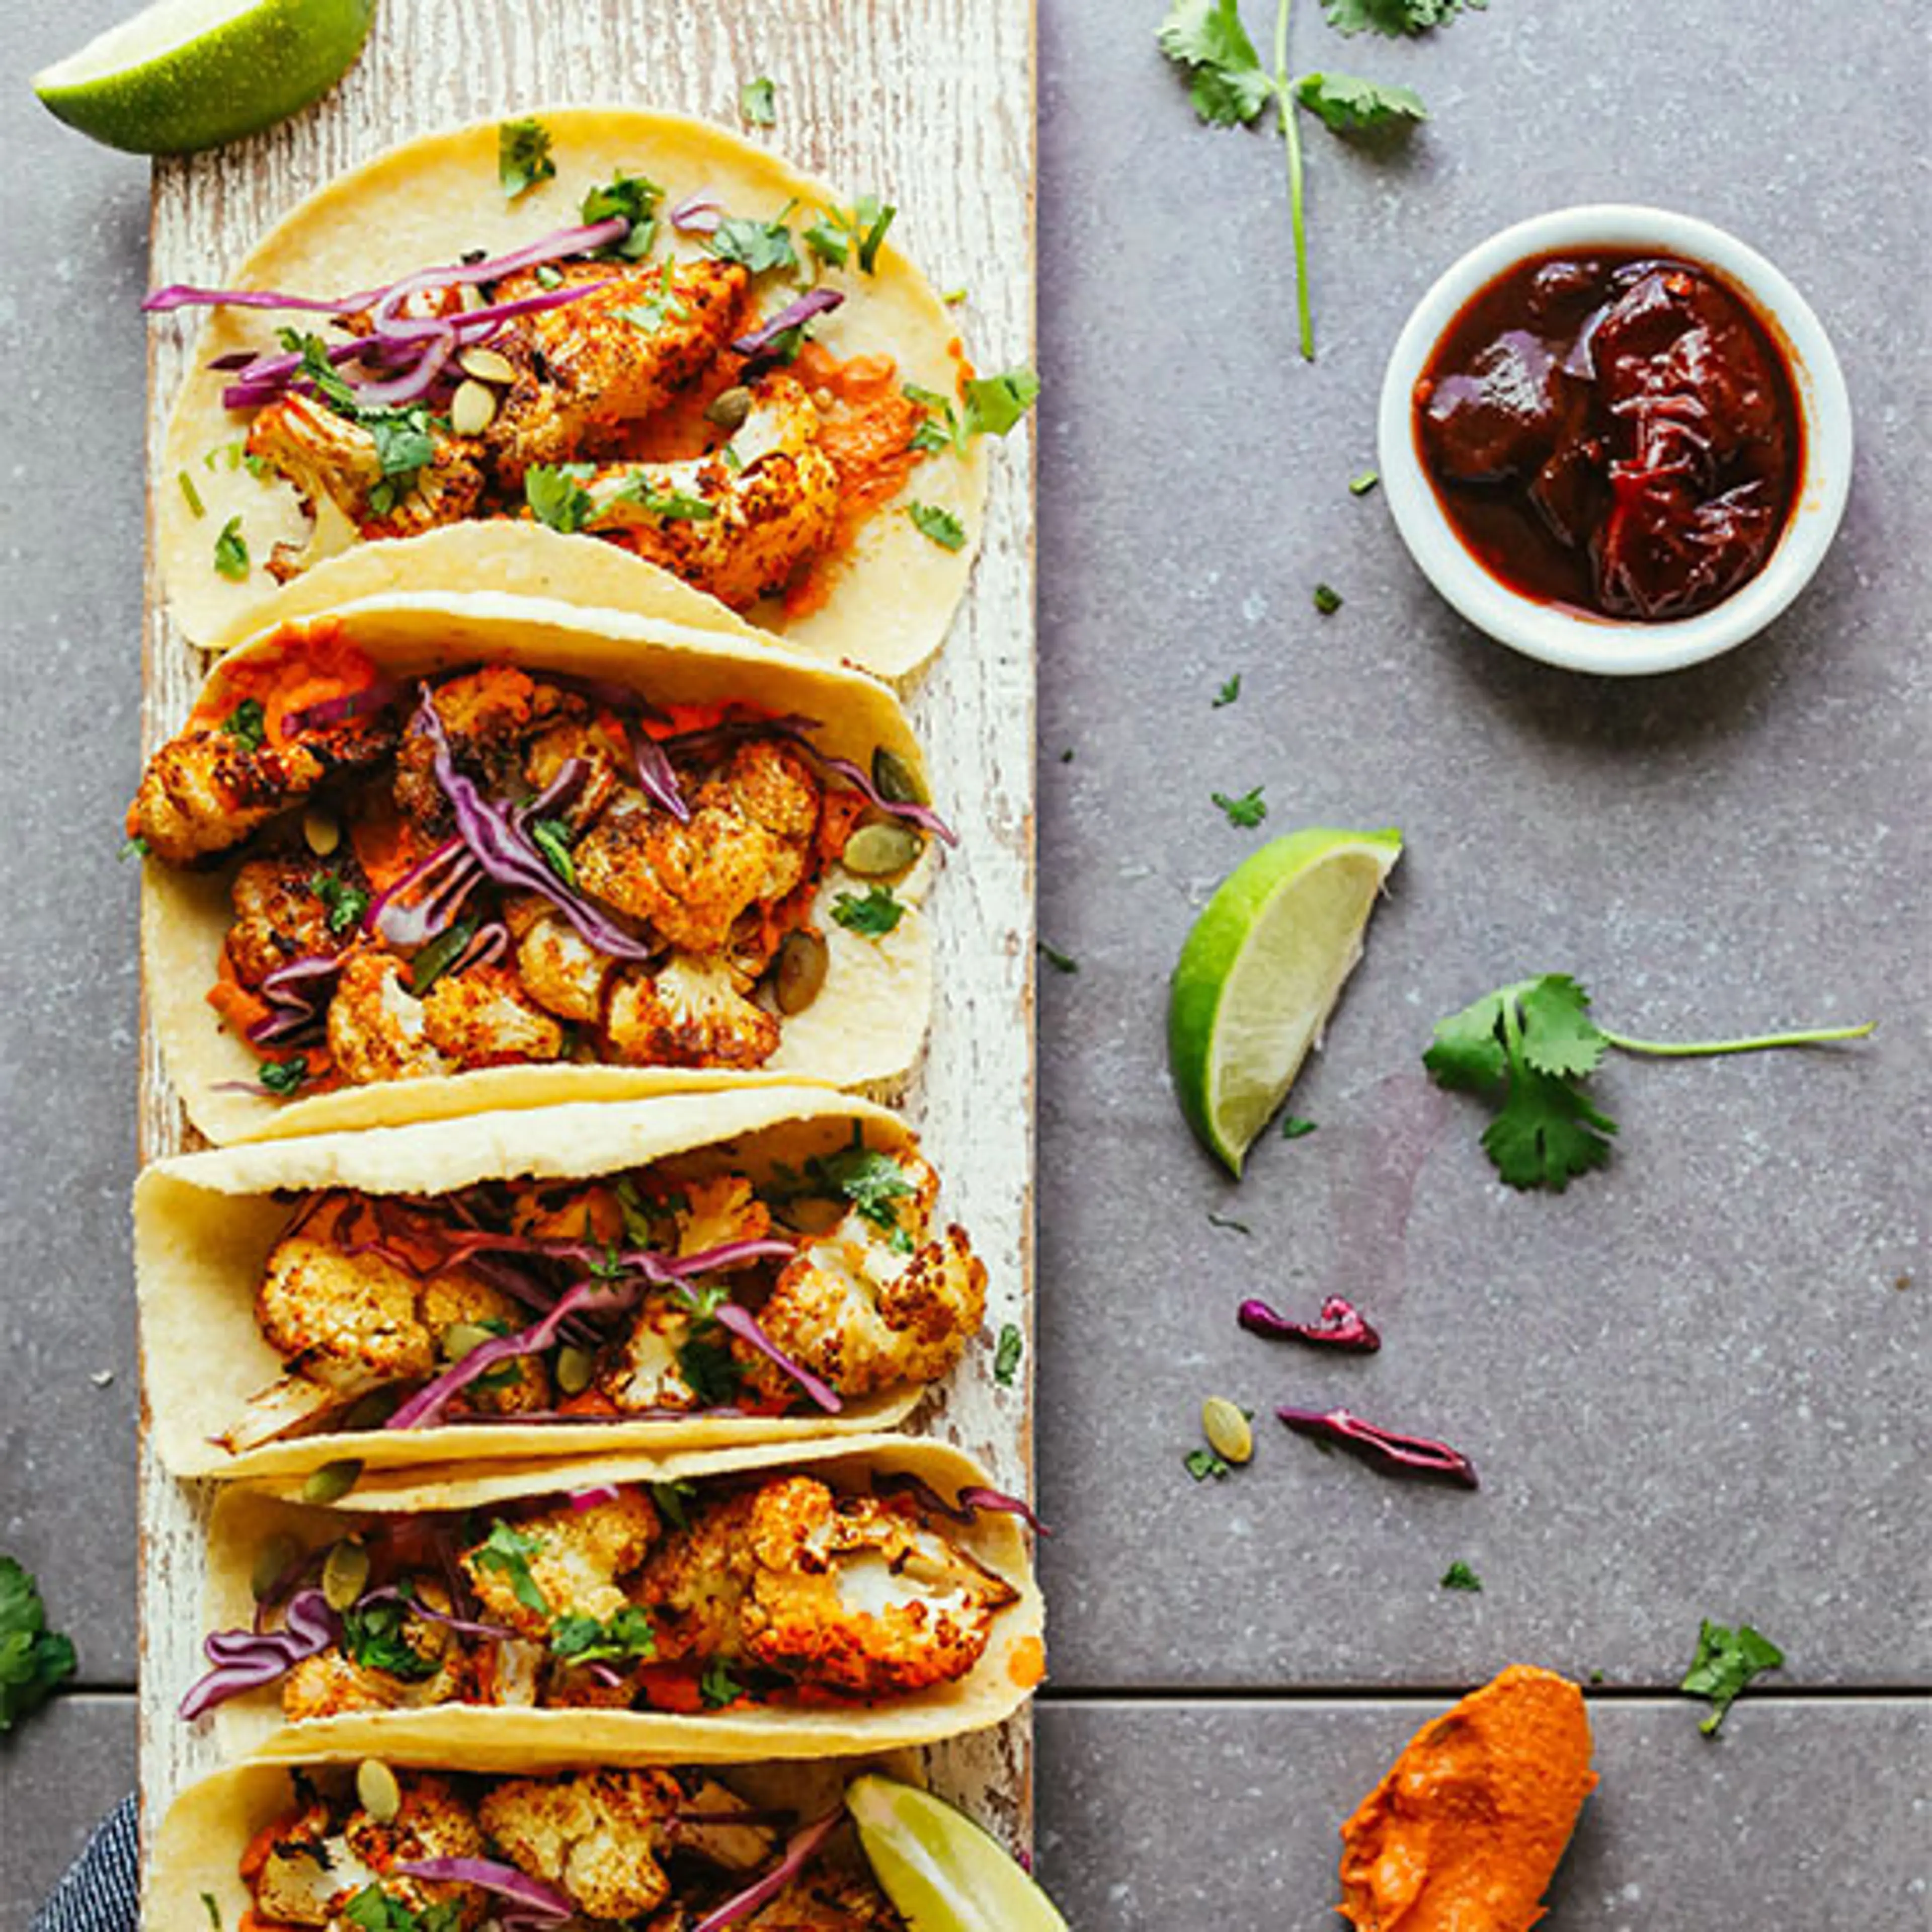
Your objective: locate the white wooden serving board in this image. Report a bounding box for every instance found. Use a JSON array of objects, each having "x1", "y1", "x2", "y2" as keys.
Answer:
[{"x1": 138, "y1": 0, "x2": 1037, "y2": 1860}]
